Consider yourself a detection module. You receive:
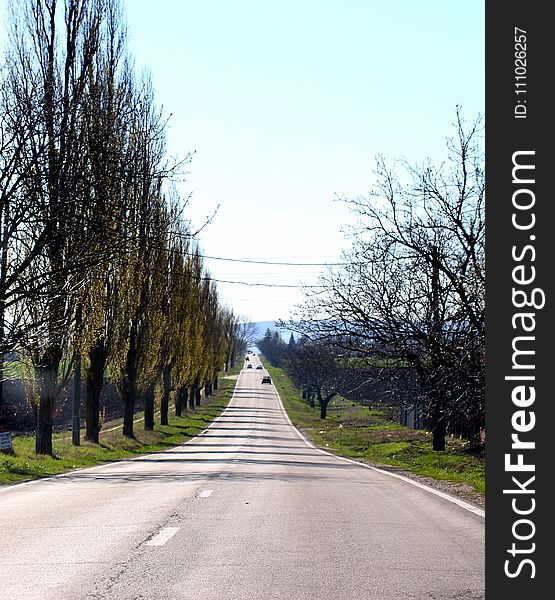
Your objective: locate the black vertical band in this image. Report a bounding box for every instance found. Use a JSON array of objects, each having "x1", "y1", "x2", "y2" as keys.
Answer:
[{"x1": 486, "y1": 1, "x2": 552, "y2": 596}]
